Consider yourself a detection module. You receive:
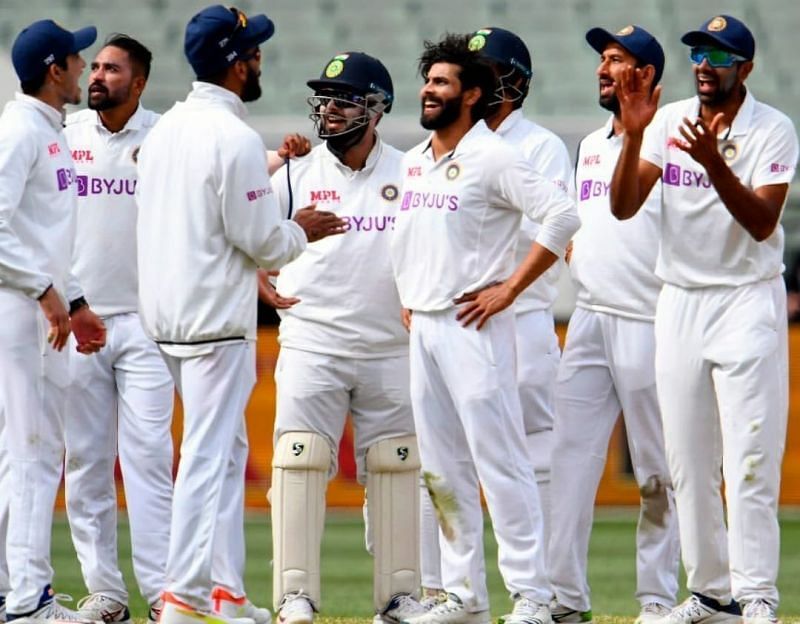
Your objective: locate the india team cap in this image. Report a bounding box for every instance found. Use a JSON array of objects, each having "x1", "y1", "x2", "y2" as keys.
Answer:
[
  {"x1": 681, "y1": 15, "x2": 755, "y2": 61},
  {"x1": 586, "y1": 24, "x2": 665, "y2": 86},
  {"x1": 11, "y1": 20, "x2": 97, "y2": 83},
  {"x1": 468, "y1": 27, "x2": 532, "y2": 79},
  {"x1": 184, "y1": 4, "x2": 274, "y2": 77},
  {"x1": 307, "y1": 52, "x2": 394, "y2": 113}
]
